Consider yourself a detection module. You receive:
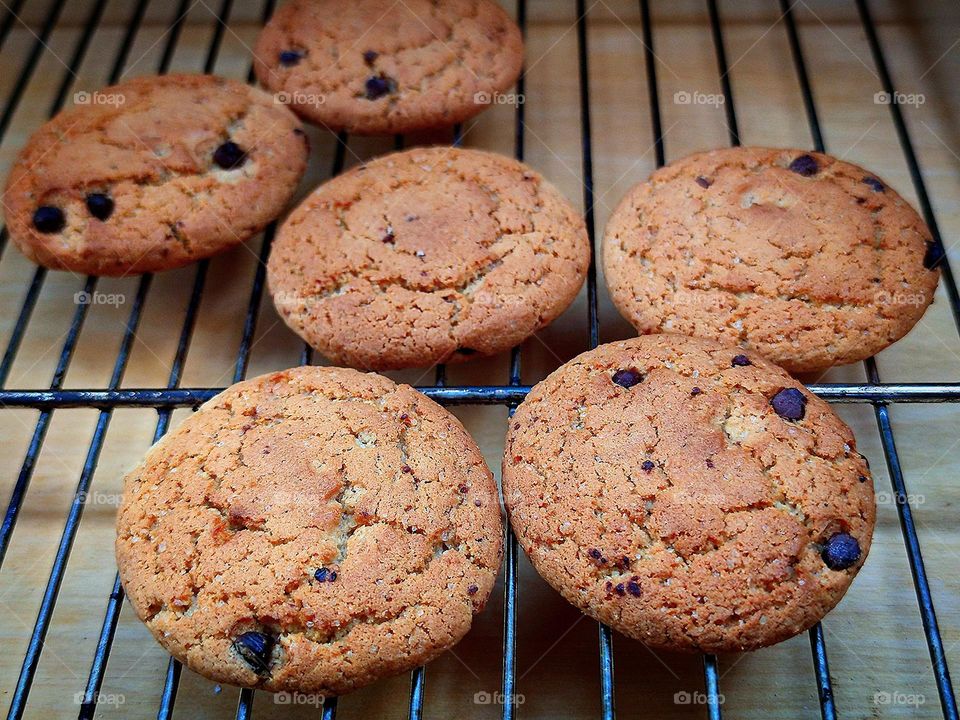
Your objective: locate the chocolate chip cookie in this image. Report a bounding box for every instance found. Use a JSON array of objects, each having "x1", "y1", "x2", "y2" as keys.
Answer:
[
  {"x1": 603, "y1": 147, "x2": 939, "y2": 373},
  {"x1": 268, "y1": 147, "x2": 589, "y2": 370},
  {"x1": 503, "y1": 334, "x2": 875, "y2": 652},
  {"x1": 117, "y1": 366, "x2": 503, "y2": 695},
  {"x1": 3, "y1": 73, "x2": 308, "y2": 276},
  {"x1": 253, "y1": 0, "x2": 523, "y2": 134}
]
